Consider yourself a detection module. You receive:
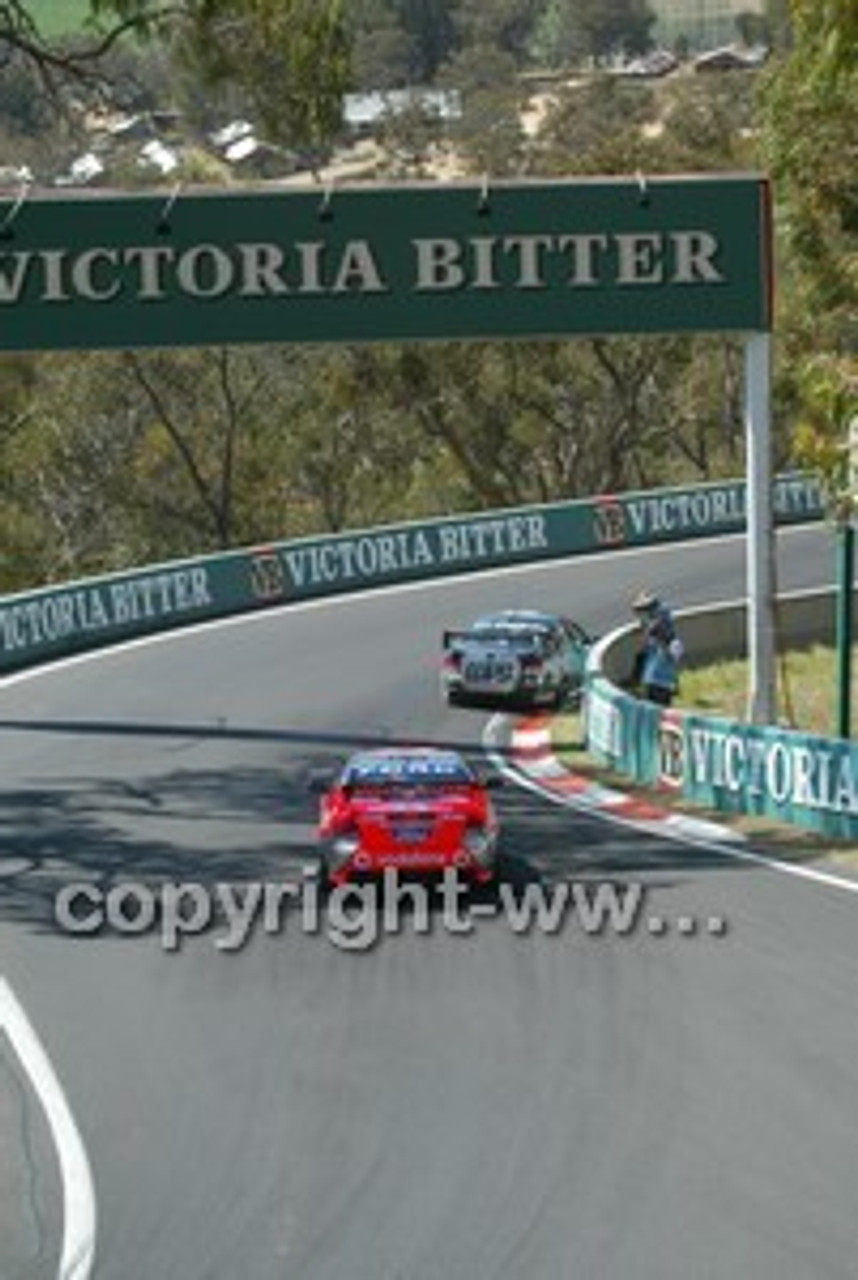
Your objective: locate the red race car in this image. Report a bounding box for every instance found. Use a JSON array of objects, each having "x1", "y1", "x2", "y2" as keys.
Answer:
[{"x1": 313, "y1": 748, "x2": 501, "y2": 888}]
